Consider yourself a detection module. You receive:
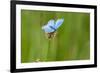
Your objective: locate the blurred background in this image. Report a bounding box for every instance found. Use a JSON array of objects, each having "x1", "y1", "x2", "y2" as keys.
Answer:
[{"x1": 21, "y1": 10, "x2": 90, "y2": 63}]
